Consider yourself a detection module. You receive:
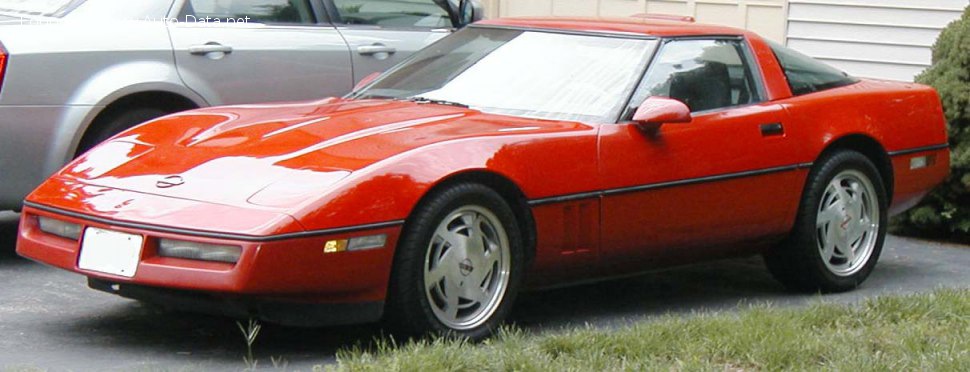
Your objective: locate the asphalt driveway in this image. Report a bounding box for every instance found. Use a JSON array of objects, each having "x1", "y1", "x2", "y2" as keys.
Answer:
[{"x1": 1, "y1": 211, "x2": 967, "y2": 371}]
